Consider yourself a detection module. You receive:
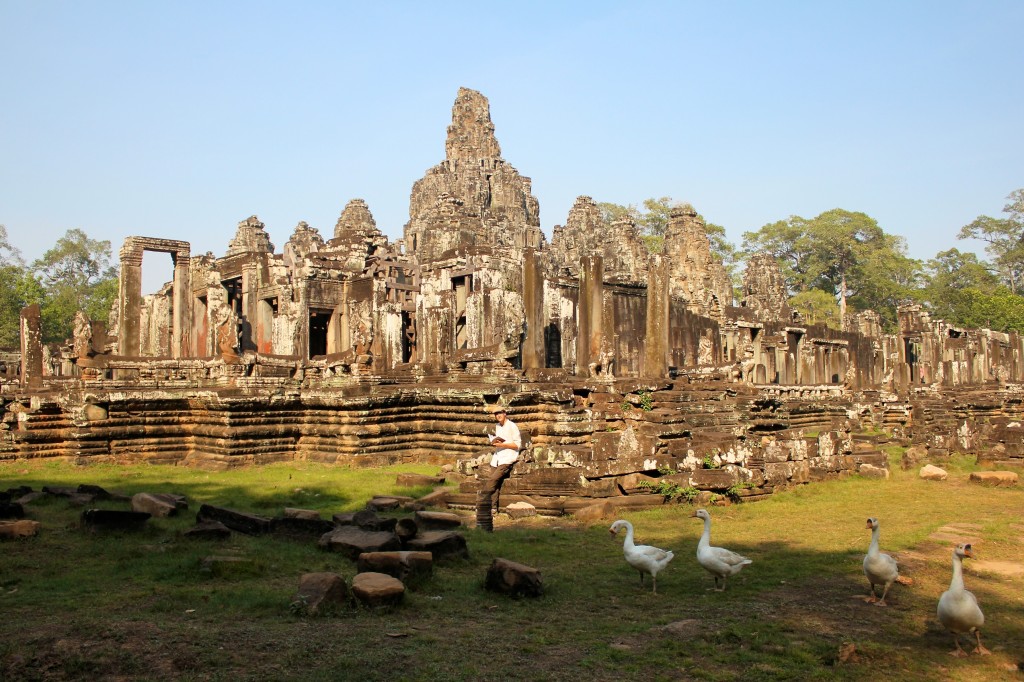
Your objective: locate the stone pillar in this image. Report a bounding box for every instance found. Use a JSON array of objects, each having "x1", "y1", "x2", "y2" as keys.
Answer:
[
  {"x1": 576, "y1": 256, "x2": 603, "y2": 376},
  {"x1": 20, "y1": 304, "x2": 43, "y2": 387},
  {"x1": 117, "y1": 241, "x2": 143, "y2": 356},
  {"x1": 643, "y1": 255, "x2": 669, "y2": 378},
  {"x1": 522, "y1": 248, "x2": 544, "y2": 370},
  {"x1": 172, "y1": 251, "x2": 190, "y2": 358}
]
